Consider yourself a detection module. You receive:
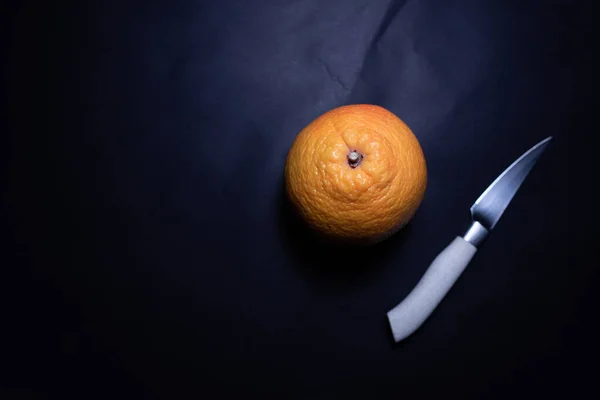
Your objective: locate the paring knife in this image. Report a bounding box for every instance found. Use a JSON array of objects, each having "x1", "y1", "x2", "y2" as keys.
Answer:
[{"x1": 387, "y1": 136, "x2": 553, "y2": 342}]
